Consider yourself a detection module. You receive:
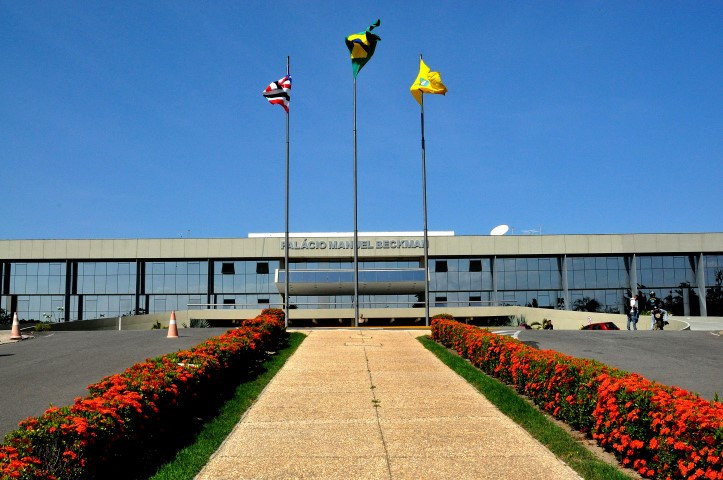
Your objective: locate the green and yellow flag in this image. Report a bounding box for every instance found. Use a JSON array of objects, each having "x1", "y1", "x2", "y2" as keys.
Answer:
[
  {"x1": 410, "y1": 59, "x2": 447, "y2": 105},
  {"x1": 345, "y1": 19, "x2": 381, "y2": 77}
]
